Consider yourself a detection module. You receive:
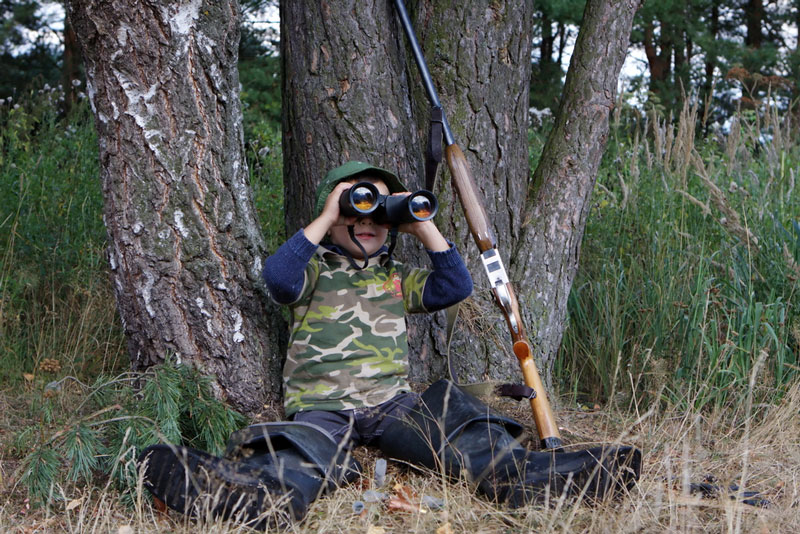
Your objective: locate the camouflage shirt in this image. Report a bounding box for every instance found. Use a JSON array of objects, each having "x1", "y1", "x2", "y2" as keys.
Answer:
[{"x1": 282, "y1": 246, "x2": 431, "y2": 416}]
